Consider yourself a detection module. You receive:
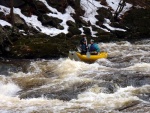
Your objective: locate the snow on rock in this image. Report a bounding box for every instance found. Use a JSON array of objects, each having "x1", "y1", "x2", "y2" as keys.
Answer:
[
  {"x1": 0, "y1": 5, "x2": 11, "y2": 26},
  {"x1": 0, "y1": 0, "x2": 133, "y2": 36},
  {"x1": 0, "y1": 19, "x2": 11, "y2": 27},
  {"x1": 106, "y1": 0, "x2": 132, "y2": 15},
  {"x1": 80, "y1": 0, "x2": 105, "y2": 25}
]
